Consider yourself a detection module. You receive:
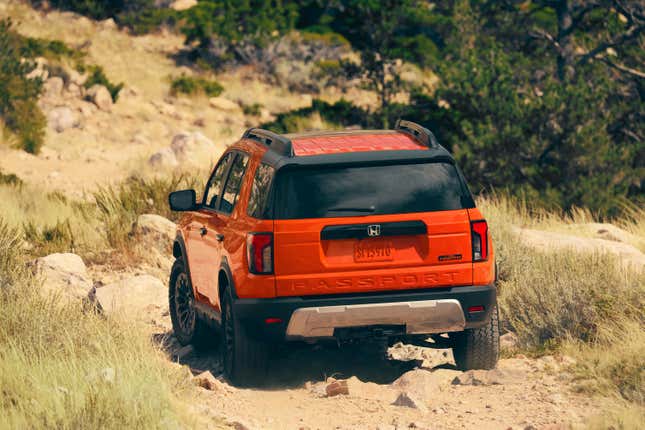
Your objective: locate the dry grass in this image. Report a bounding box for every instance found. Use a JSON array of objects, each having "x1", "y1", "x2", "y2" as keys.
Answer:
[
  {"x1": 484, "y1": 194, "x2": 644, "y2": 428},
  {"x1": 0, "y1": 221, "x2": 204, "y2": 429}
]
